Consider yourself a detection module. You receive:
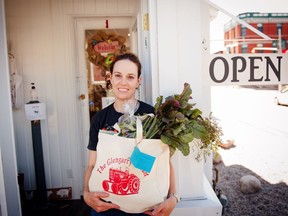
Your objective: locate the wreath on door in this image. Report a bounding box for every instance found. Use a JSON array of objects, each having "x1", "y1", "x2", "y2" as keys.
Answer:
[{"x1": 86, "y1": 30, "x2": 127, "y2": 71}]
